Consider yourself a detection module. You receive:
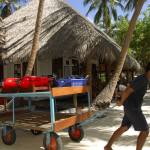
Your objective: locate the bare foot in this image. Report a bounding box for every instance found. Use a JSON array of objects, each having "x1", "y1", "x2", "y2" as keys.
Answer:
[{"x1": 104, "y1": 145, "x2": 113, "y2": 150}]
